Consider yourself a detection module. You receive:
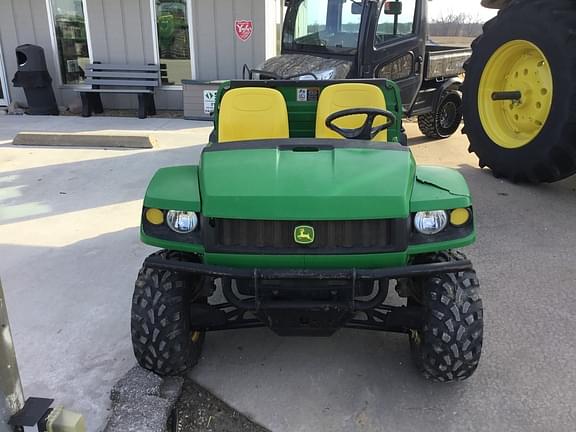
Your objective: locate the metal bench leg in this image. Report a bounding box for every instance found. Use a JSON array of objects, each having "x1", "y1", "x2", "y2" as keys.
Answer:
[
  {"x1": 137, "y1": 94, "x2": 147, "y2": 119},
  {"x1": 147, "y1": 94, "x2": 157, "y2": 116},
  {"x1": 92, "y1": 93, "x2": 104, "y2": 114},
  {"x1": 80, "y1": 93, "x2": 92, "y2": 117}
]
